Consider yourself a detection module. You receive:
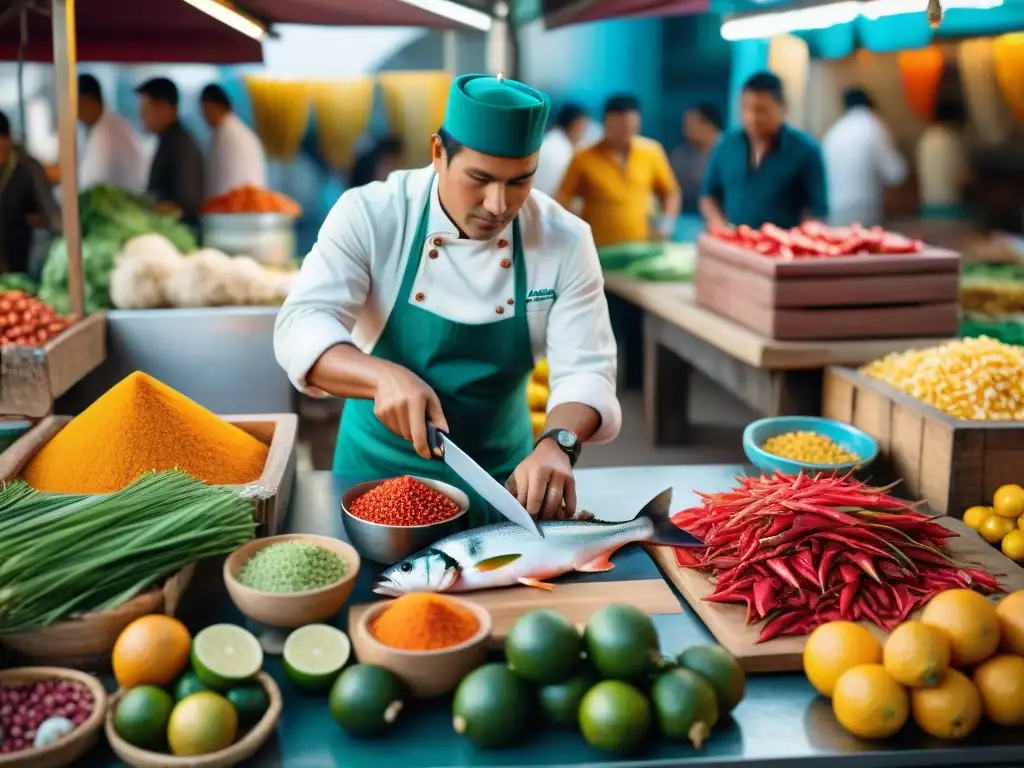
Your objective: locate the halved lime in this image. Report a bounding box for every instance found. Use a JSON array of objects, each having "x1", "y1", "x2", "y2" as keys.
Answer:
[
  {"x1": 283, "y1": 624, "x2": 352, "y2": 691},
  {"x1": 191, "y1": 624, "x2": 264, "y2": 690}
]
